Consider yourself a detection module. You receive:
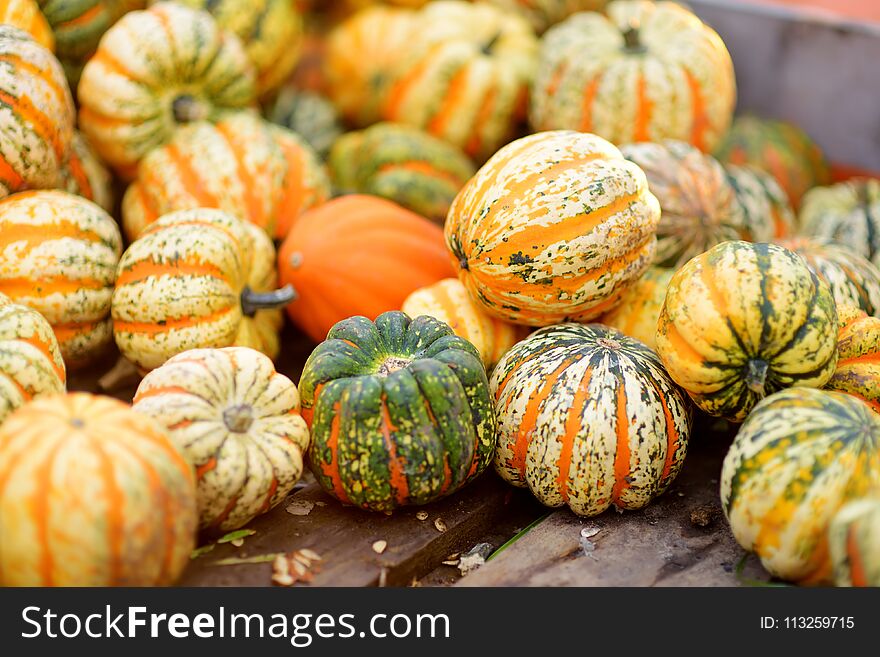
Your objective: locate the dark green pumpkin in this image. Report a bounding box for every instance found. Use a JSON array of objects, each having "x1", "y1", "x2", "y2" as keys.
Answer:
[{"x1": 298, "y1": 311, "x2": 496, "y2": 513}]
